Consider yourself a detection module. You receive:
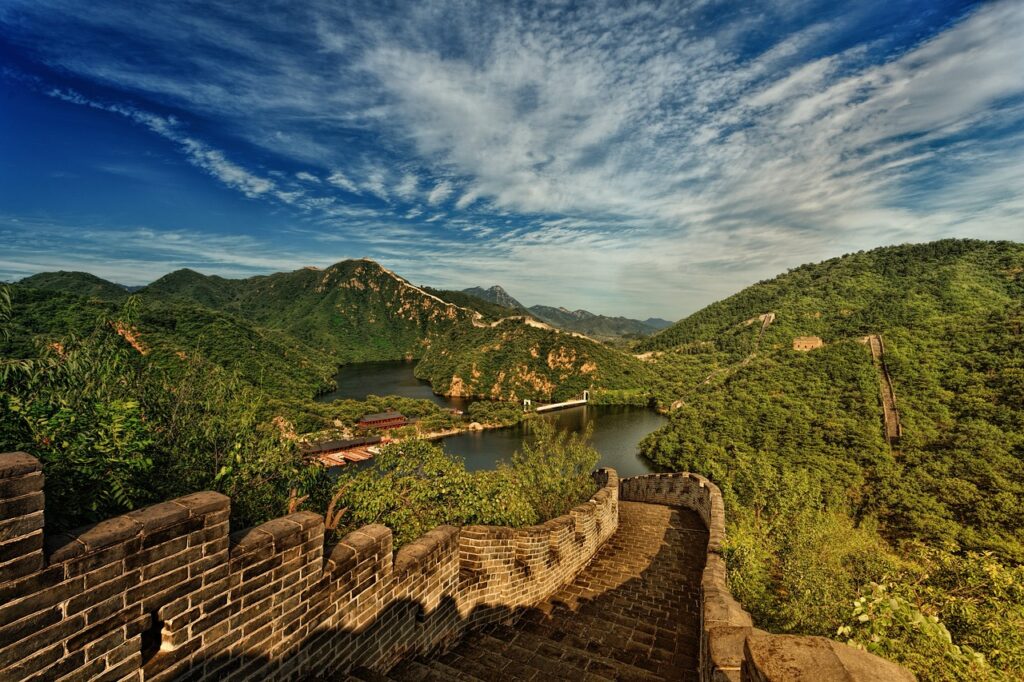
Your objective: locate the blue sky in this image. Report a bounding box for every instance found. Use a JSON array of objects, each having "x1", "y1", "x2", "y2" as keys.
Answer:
[{"x1": 1, "y1": 0, "x2": 1022, "y2": 318}]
